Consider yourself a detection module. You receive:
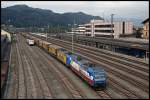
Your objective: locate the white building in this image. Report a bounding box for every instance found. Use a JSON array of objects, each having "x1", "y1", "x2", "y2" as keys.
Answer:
[
  {"x1": 72, "y1": 19, "x2": 133, "y2": 38},
  {"x1": 72, "y1": 25, "x2": 85, "y2": 34}
]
